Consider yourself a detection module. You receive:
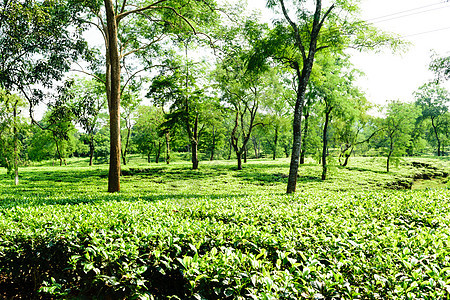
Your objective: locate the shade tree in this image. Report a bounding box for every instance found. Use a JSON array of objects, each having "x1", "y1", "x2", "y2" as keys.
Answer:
[
  {"x1": 248, "y1": 0, "x2": 402, "y2": 193},
  {"x1": 414, "y1": 82, "x2": 450, "y2": 157},
  {"x1": 71, "y1": 0, "x2": 220, "y2": 192}
]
